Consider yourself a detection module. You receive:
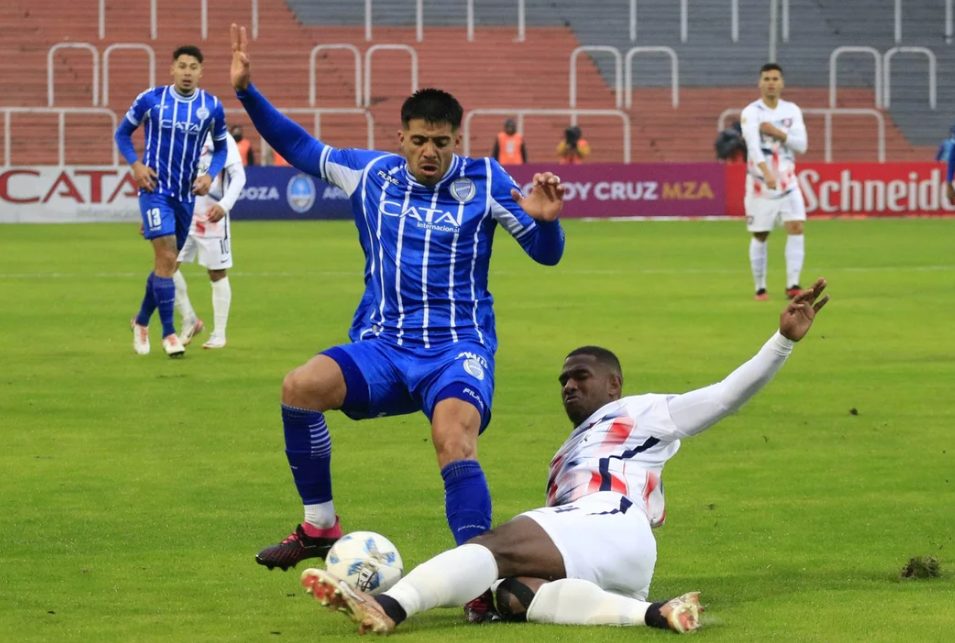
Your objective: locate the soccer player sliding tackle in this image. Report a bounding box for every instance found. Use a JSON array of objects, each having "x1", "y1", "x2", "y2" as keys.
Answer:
[{"x1": 300, "y1": 280, "x2": 830, "y2": 634}]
